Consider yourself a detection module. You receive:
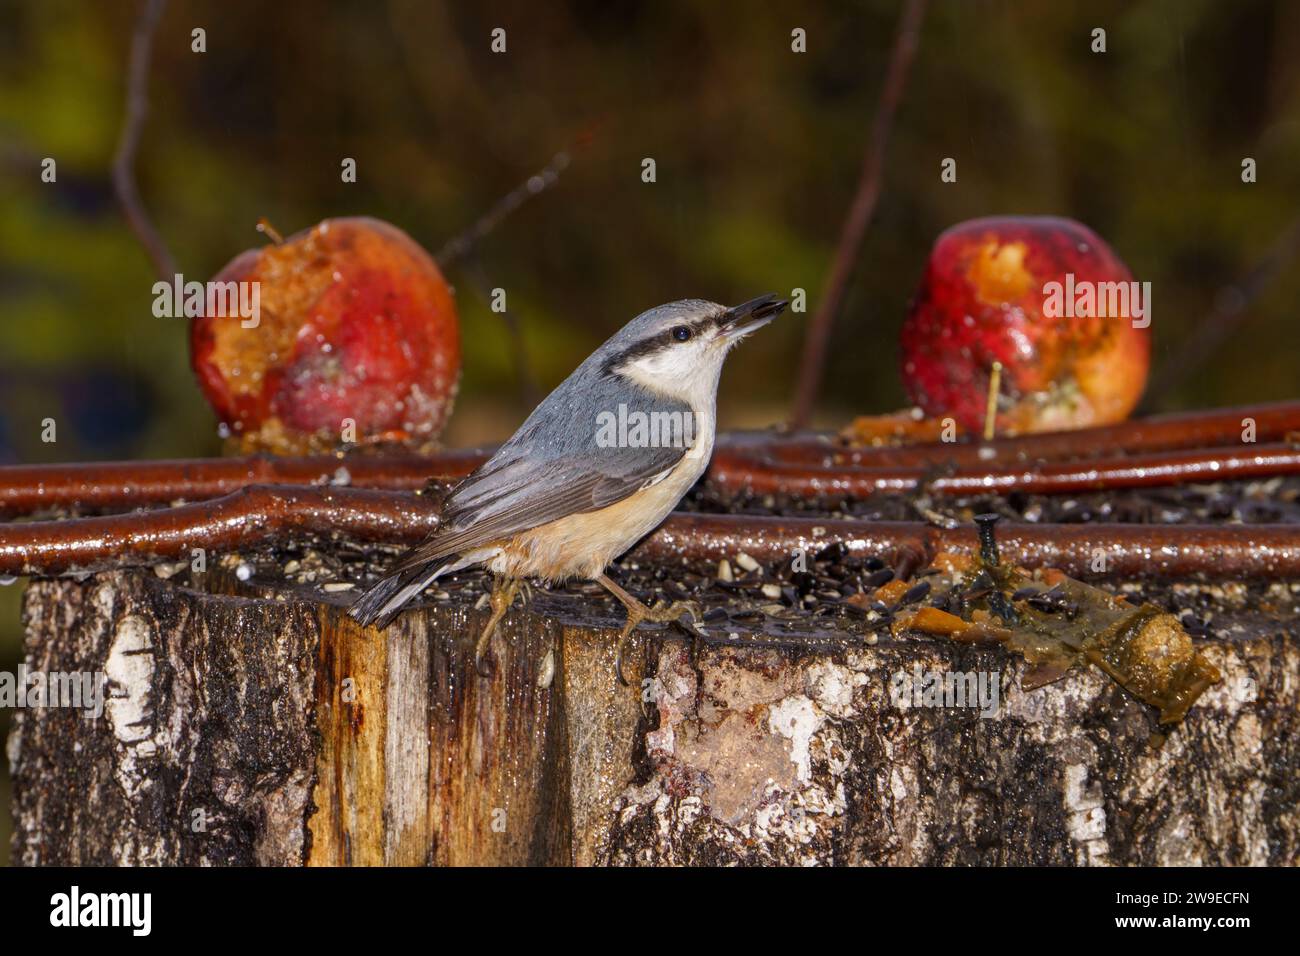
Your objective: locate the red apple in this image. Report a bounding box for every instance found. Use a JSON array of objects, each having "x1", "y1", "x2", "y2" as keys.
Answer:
[
  {"x1": 899, "y1": 216, "x2": 1150, "y2": 435},
  {"x1": 191, "y1": 217, "x2": 460, "y2": 453}
]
